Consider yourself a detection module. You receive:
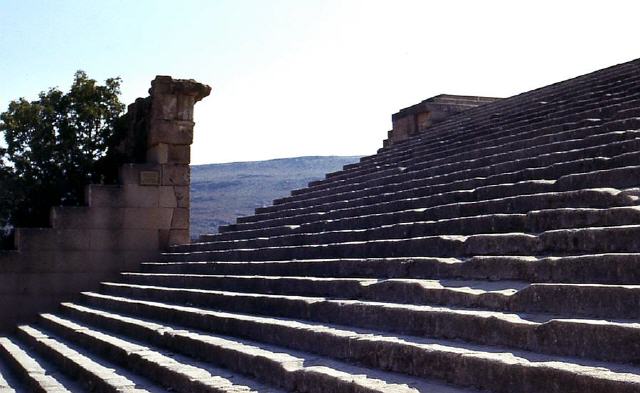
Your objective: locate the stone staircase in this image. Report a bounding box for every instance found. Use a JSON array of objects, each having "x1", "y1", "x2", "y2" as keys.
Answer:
[{"x1": 2, "y1": 59, "x2": 640, "y2": 392}]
